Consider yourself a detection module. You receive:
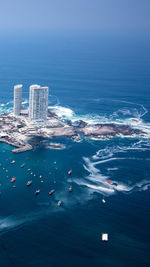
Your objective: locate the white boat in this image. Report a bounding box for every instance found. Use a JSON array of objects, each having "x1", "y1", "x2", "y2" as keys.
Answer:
[
  {"x1": 35, "y1": 189, "x2": 40, "y2": 195},
  {"x1": 20, "y1": 164, "x2": 24, "y2": 168},
  {"x1": 11, "y1": 160, "x2": 15, "y2": 164},
  {"x1": 69, "y1": 186, "x2": 72, "y2": 192},
  {"x1": 26, "y1": 180, "x2": 32, "y2": 186},
  {"x1": 57, "y1": 200, "x2": 62, "y2": 207},
  {"x1": 49, "y1": 189, "x2": 55, "y2": 195},
  {"x1": 68, "y1": 169, "x2": 72, "y2": 175}
]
